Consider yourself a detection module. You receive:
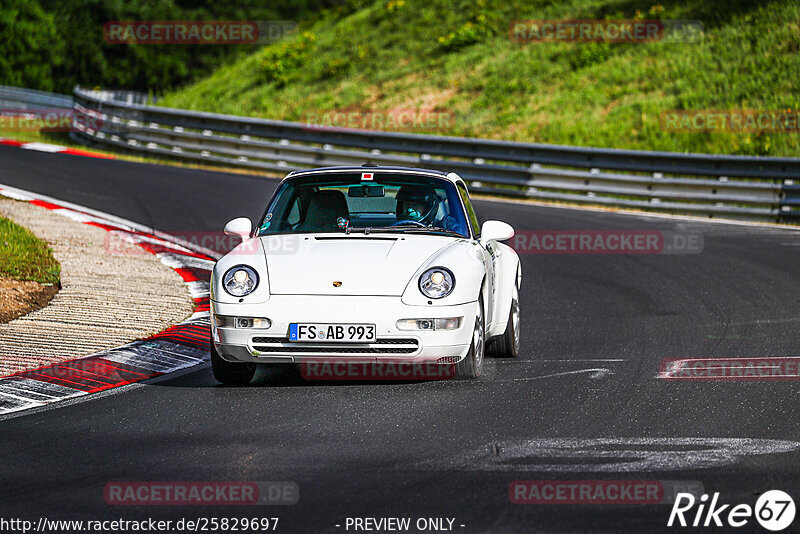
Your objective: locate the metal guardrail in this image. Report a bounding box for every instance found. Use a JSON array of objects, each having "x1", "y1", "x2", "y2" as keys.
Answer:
[
  {"x1": 9, "y1": 85, "x2": 795, "y2": 223},
  {"x1": 0, "y1": 85, "x2": 154, "y2": 110},
  {"x1": 76, "y1": 88, "x2": 156, "y2": 106},
  {"x1": 0, "y1": 86, "x2": 73, "y2": 109}
]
